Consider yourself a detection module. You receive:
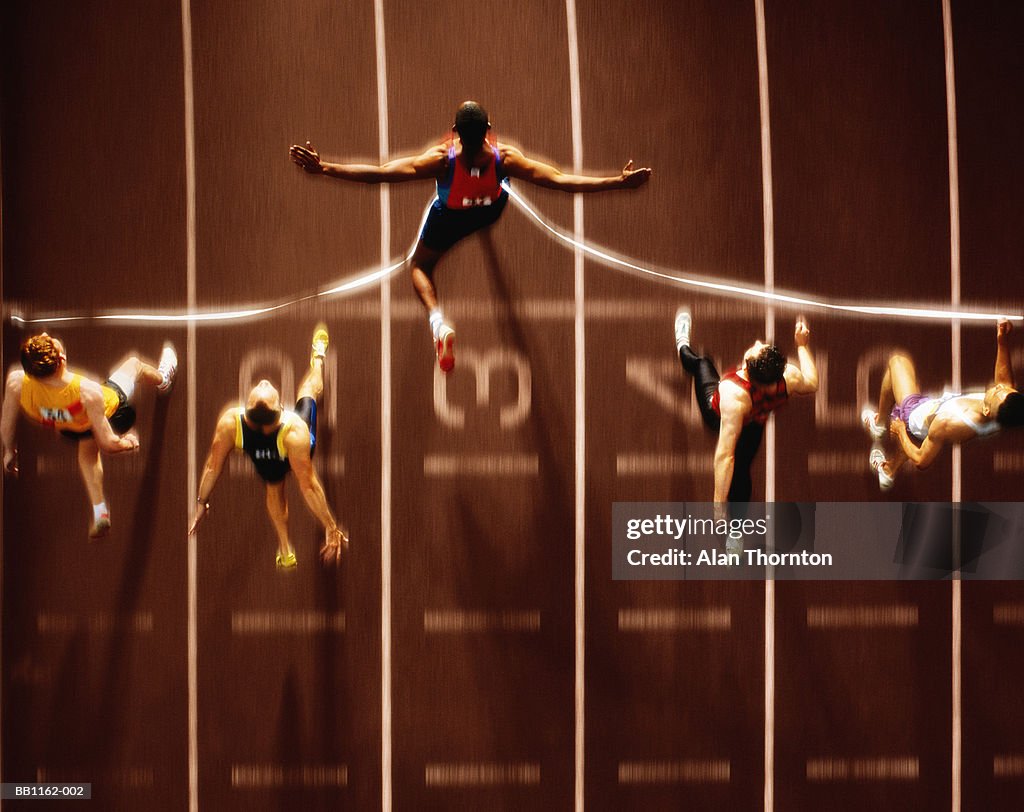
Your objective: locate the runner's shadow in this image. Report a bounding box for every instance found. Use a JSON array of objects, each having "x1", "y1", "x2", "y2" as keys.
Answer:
[
  {"x1": 43, "y1": 632, "x2": 93, "y2": 769},
  {"x1": 274, "y1": 670, "x2": 304, "y2": 811},
  {"x1": 304, "y1": 384, "x2": 348, "y2": 768},
  {"x1": 461, "y1": 232, "x2": 577, "y2": 757},
  {"x1": 479, "y1": 230, "x2": 528, "y2": 357},
  {"x1": 93, "y1": 394, "x2": 170, "y2": 770},
  {"x1": 313, "y1": 543, "x2": 345, "y2": 768}
]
